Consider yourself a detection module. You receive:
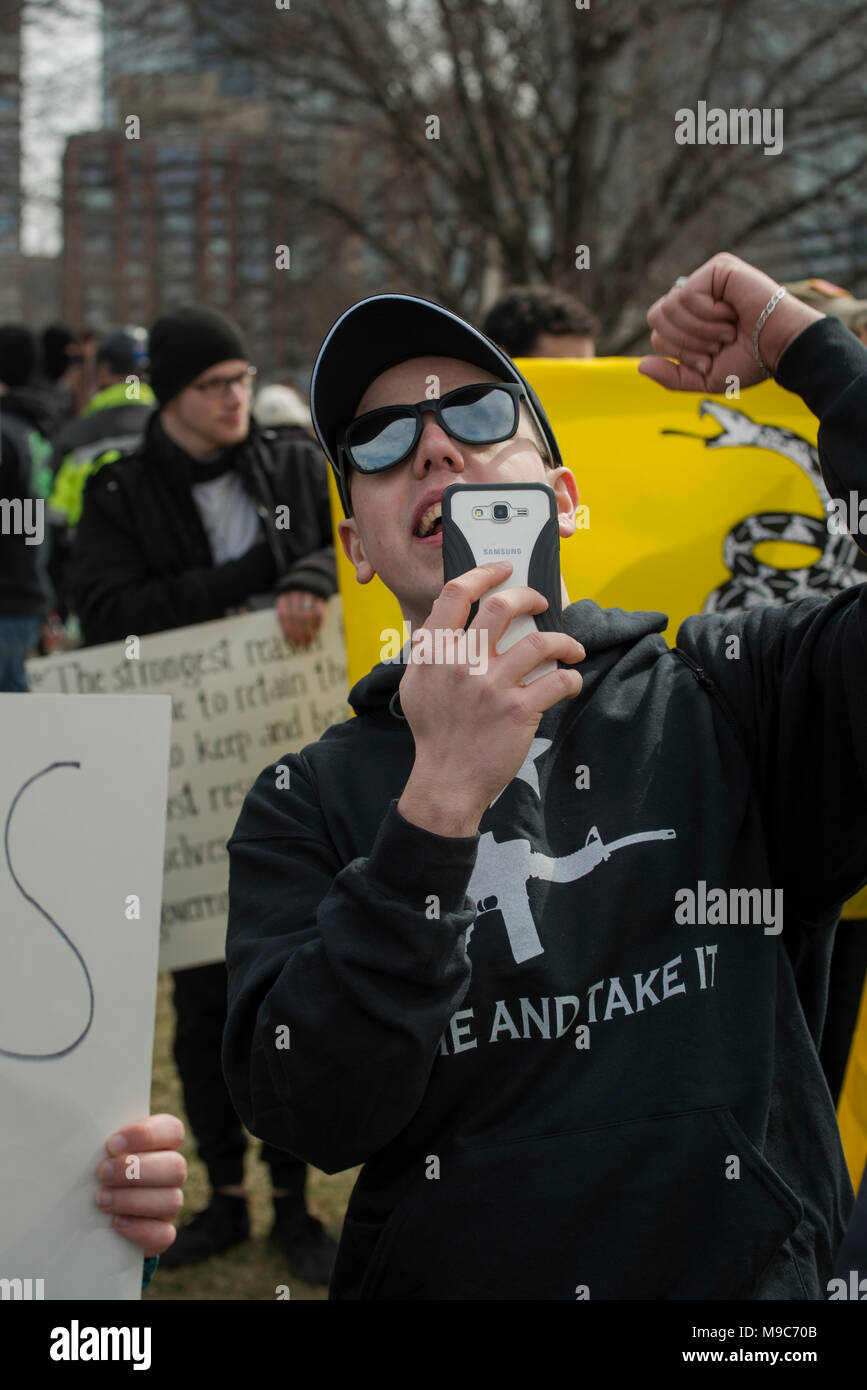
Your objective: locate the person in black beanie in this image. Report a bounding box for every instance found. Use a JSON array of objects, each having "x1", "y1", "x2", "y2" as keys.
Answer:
[{"x1": 70, "y1": 304, "x2": 339, "y2": 1285}]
